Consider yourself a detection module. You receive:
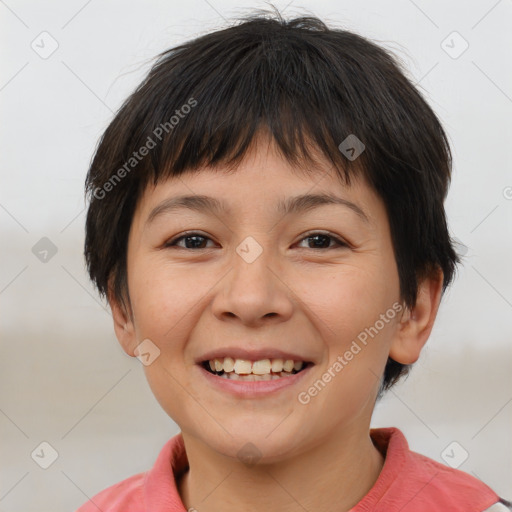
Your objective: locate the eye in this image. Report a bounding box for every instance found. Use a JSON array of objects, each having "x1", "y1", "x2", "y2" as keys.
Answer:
[
  {"x1": 296, "y1": 231, "x2": 348, "y2": 250},
  {"x1": 164, "y1": 231, "x2": 348, "y2": 250},
  {"x1": 164, "y1": 232, "x2": 215, "y2": 249}
]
